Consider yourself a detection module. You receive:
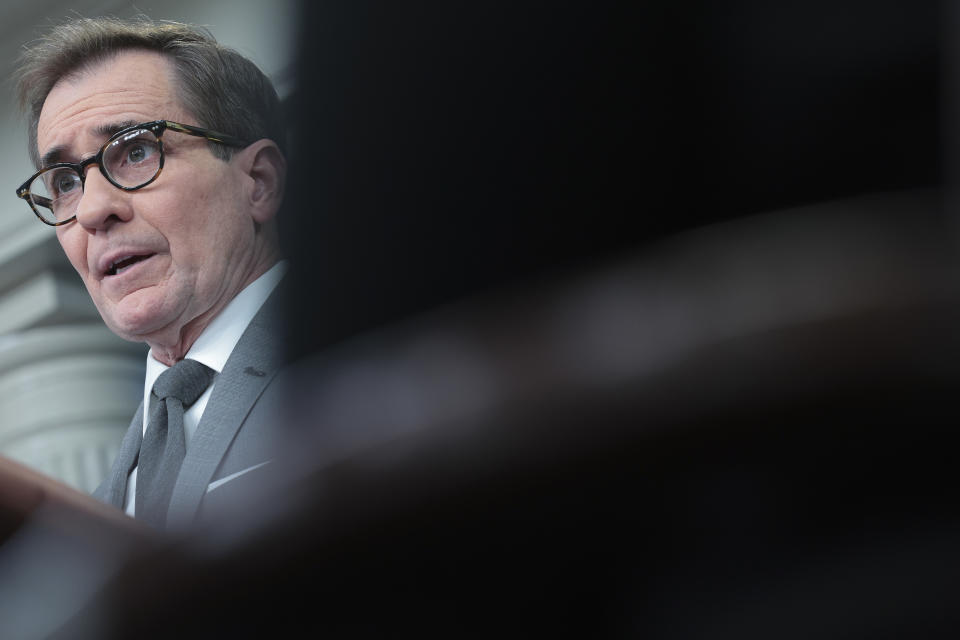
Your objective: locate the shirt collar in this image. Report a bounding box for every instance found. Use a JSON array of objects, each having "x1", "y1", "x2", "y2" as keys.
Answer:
[{"x1": 143, "y1": 260, "x2": 288, "y2": 397}]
